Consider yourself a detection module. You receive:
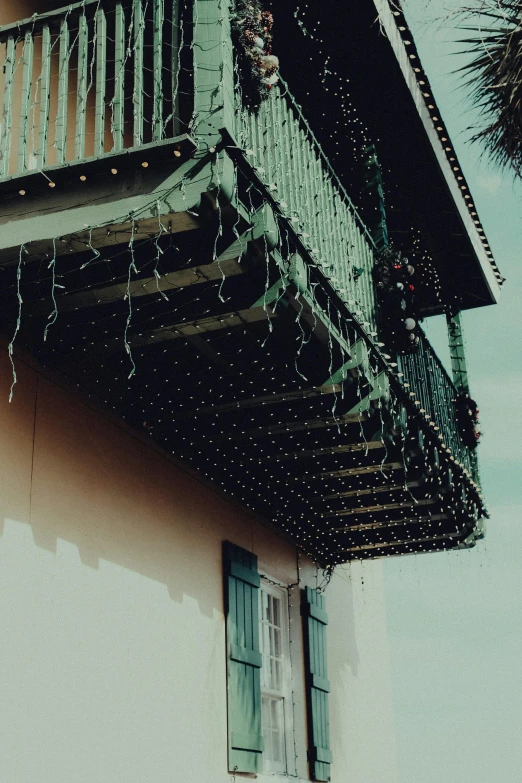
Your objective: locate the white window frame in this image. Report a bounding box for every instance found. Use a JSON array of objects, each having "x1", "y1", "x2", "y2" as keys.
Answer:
[{"x1": 259, "y1": 578, "x2": 295, "y2": 776}]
